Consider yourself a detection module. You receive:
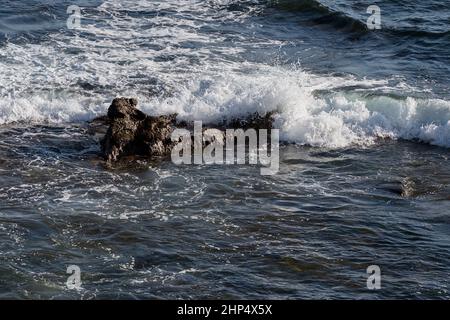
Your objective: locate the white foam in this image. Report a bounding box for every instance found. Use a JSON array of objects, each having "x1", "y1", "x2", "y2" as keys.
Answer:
[
  {"x1": 138, "y1": 65, "x2": 450, "y2": 148},
  {"x1": 0, "y1": 94, "x2": 106, "y2": 125},
  {"x1": 0, "y1": 0, "x2": 449, "y2": 149}
]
